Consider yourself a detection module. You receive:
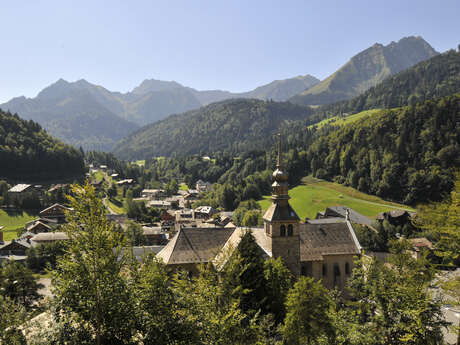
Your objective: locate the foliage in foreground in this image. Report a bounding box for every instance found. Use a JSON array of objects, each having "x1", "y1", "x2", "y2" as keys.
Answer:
[{"x1": 10, "y1": 183, "x2": 454, "y2": 345}]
